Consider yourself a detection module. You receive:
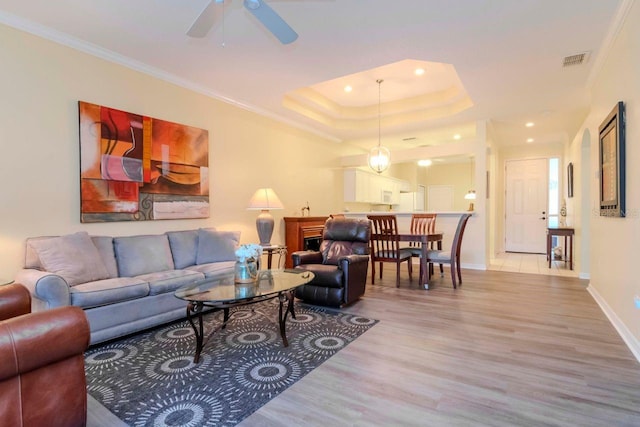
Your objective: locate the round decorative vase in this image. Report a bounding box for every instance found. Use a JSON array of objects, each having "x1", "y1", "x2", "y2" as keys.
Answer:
[
  {"x1": 235, "y1": 283, "x2": 258, "y2": 299},
  {"x1": 234, "y1": 258, "x2": 258, "y2": 283}
]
